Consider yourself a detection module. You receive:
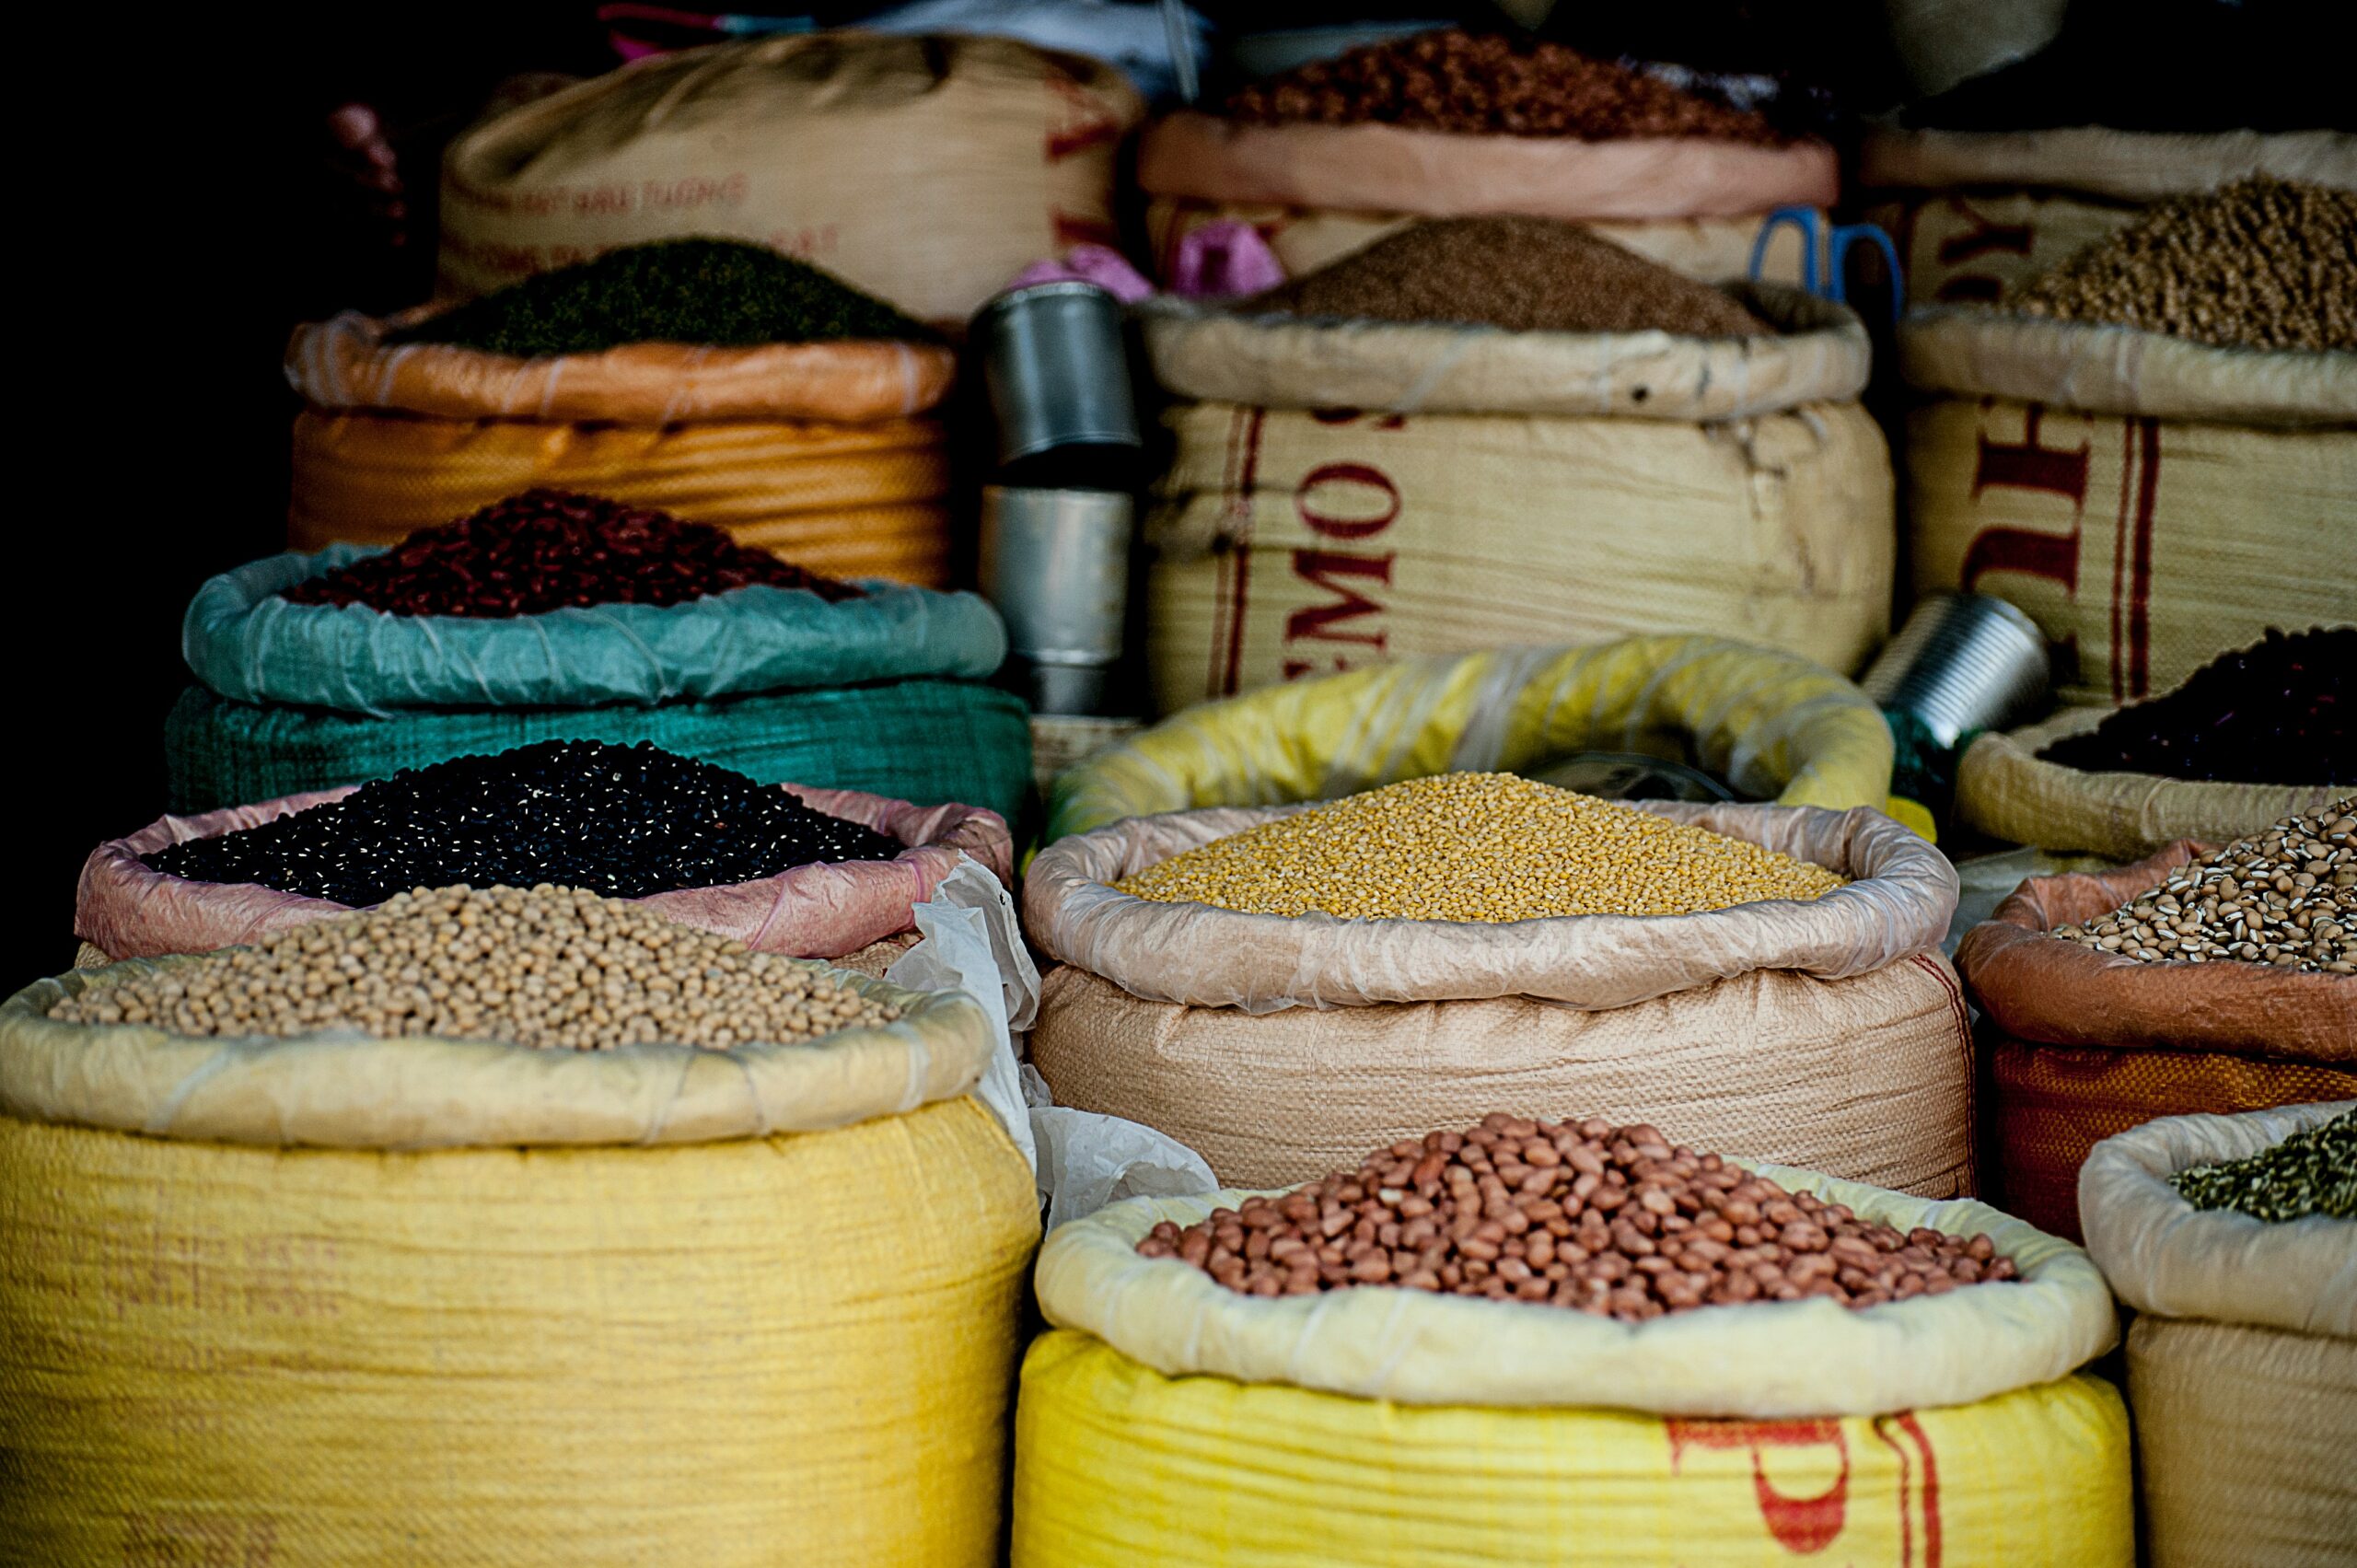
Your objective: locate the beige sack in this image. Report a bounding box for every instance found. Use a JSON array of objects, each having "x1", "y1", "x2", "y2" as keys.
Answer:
[
  {"x1": 438, "y1": 34, "x2": 1144, "y2": 325},
  {"x1": 2078, "y1": 1103, "x2": 2356, "y2": 1567},
  {"x1": 1149, "y1": 398, "x2": 1893, "y2": 709},
  {"x1": 1026, "y1": 802, "x2": 1971, "y2": 1192},
  {"x1": 1956, "y1": 708, "x2": 2353, "y2": 858}
]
